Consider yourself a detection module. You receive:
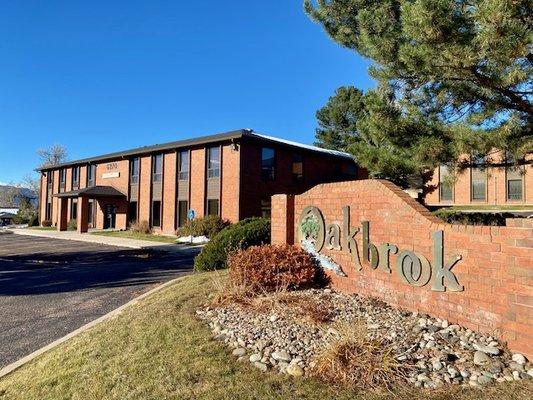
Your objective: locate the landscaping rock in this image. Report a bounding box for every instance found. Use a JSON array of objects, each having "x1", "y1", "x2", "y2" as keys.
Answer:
[
  {"x1": 233, "y1": 348, "x2": 247, "y2": 357},
  {"x1": 196, "y1": 288, "x2": 532, "y2": 388},
  {"x1": 287, "y1": 364, "x2": 304, "y2": 377},
  {"x1": 272, "y1": 351, "x2": 292, "y2": 363},
  {"x1": 473, "y1": 351, "x2": 491, "y2": 366}
]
